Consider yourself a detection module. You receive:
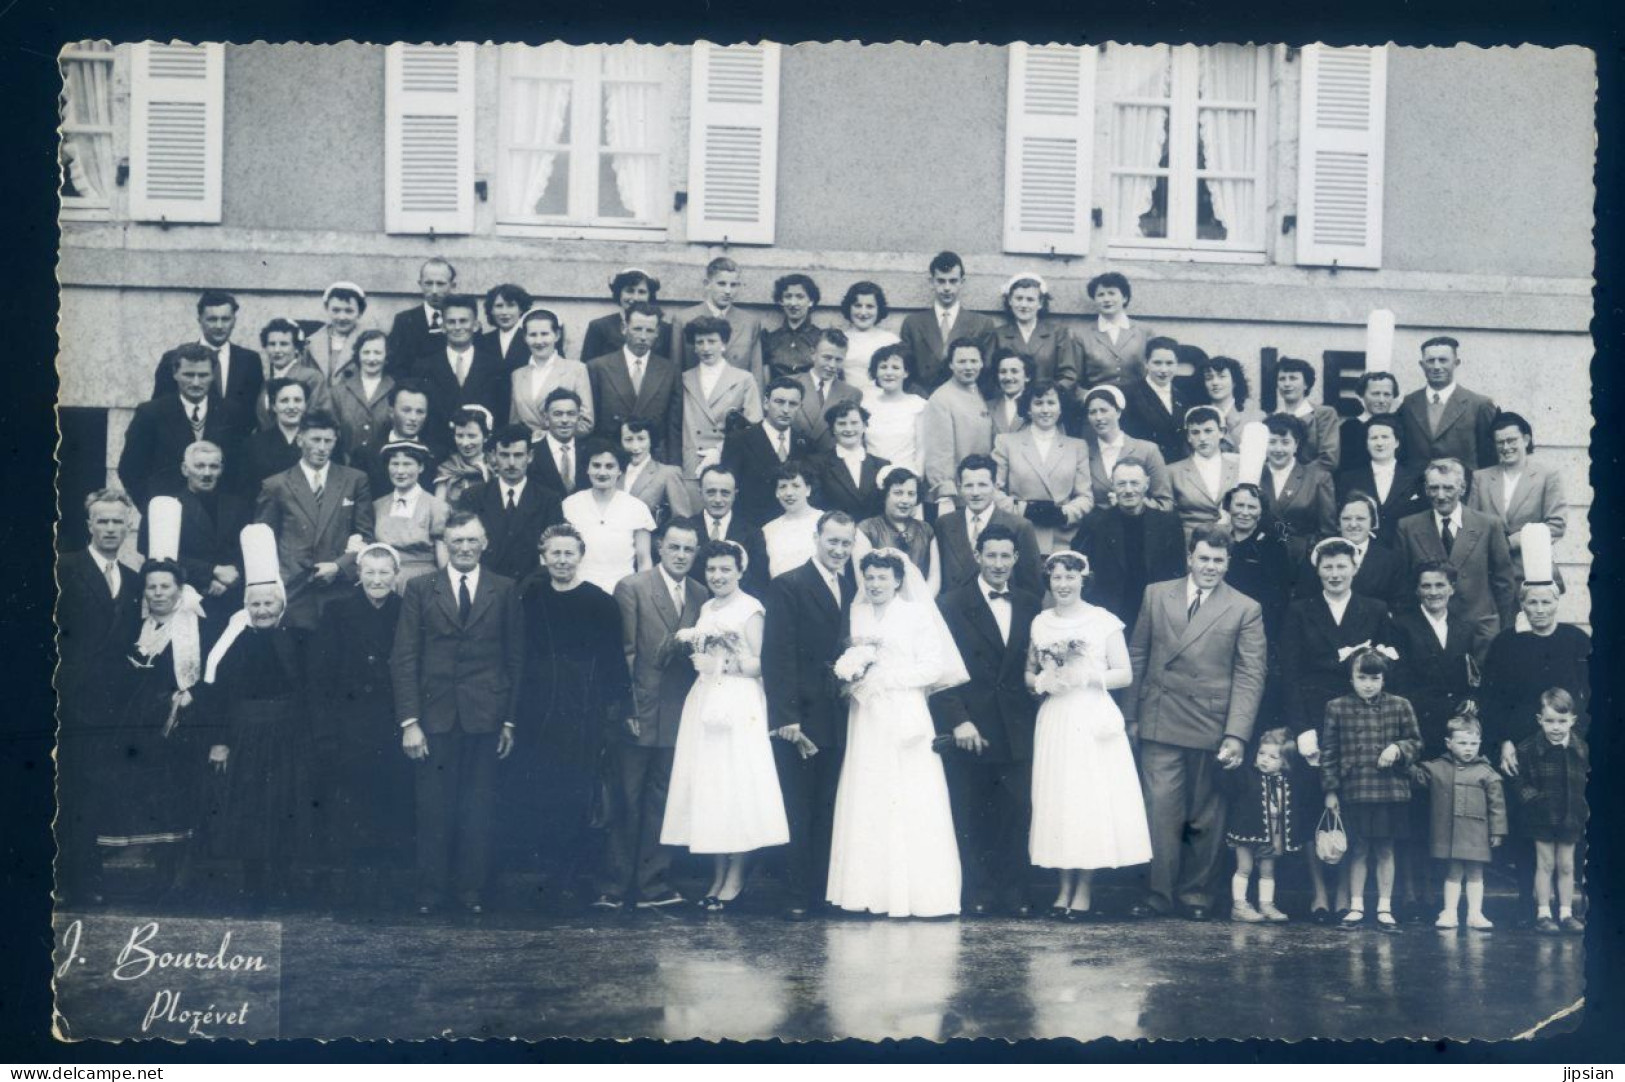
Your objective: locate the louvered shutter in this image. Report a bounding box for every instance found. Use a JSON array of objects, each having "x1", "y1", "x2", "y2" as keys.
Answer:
[
  {"x1": 686, "y1": 42, "x2": 780, "y2": 245},
  {"x1": 385, "y1": 43, "x2": 475, "y2": 235},
  {"x1": 1003, "y1": 43, "x2": 1097, "y2": 256},
  {"x1": 128, "y1": 42, "x2": 223, "y2": 224},
  {"x1": 1295, "y1": 45, "x2": 1387, "y2": 269}
]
